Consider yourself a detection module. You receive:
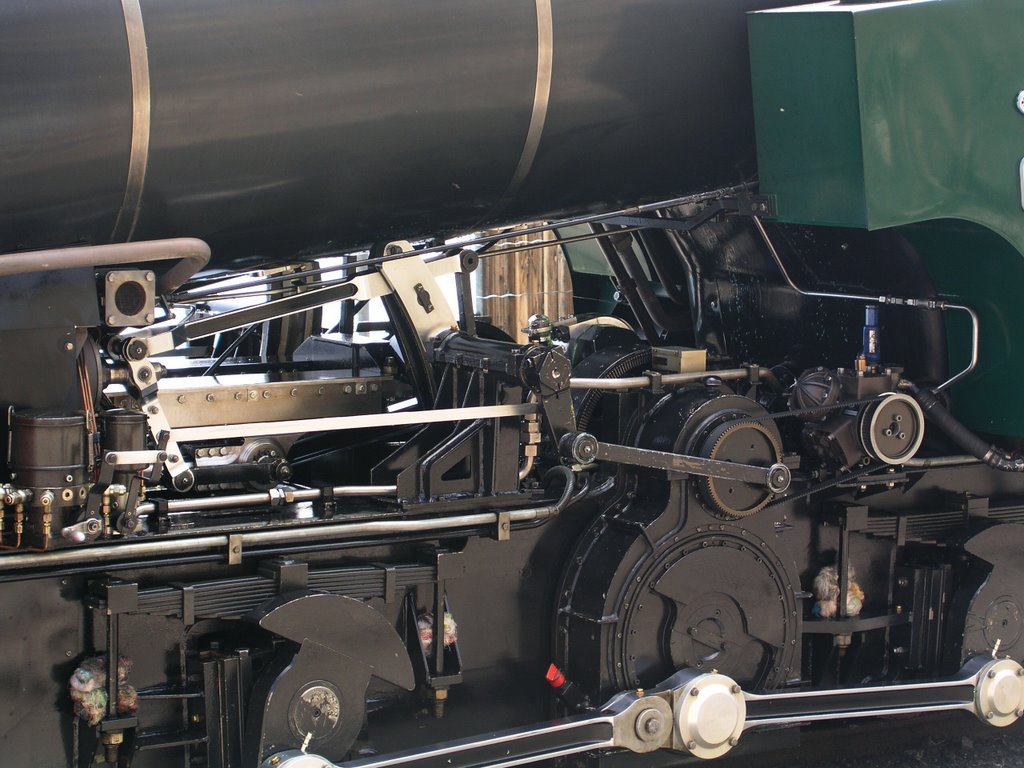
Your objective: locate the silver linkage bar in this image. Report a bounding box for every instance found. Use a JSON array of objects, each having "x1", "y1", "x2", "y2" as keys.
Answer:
[{"x1": 263, "y1": 655, "x2": 1024, "y2": 768}]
